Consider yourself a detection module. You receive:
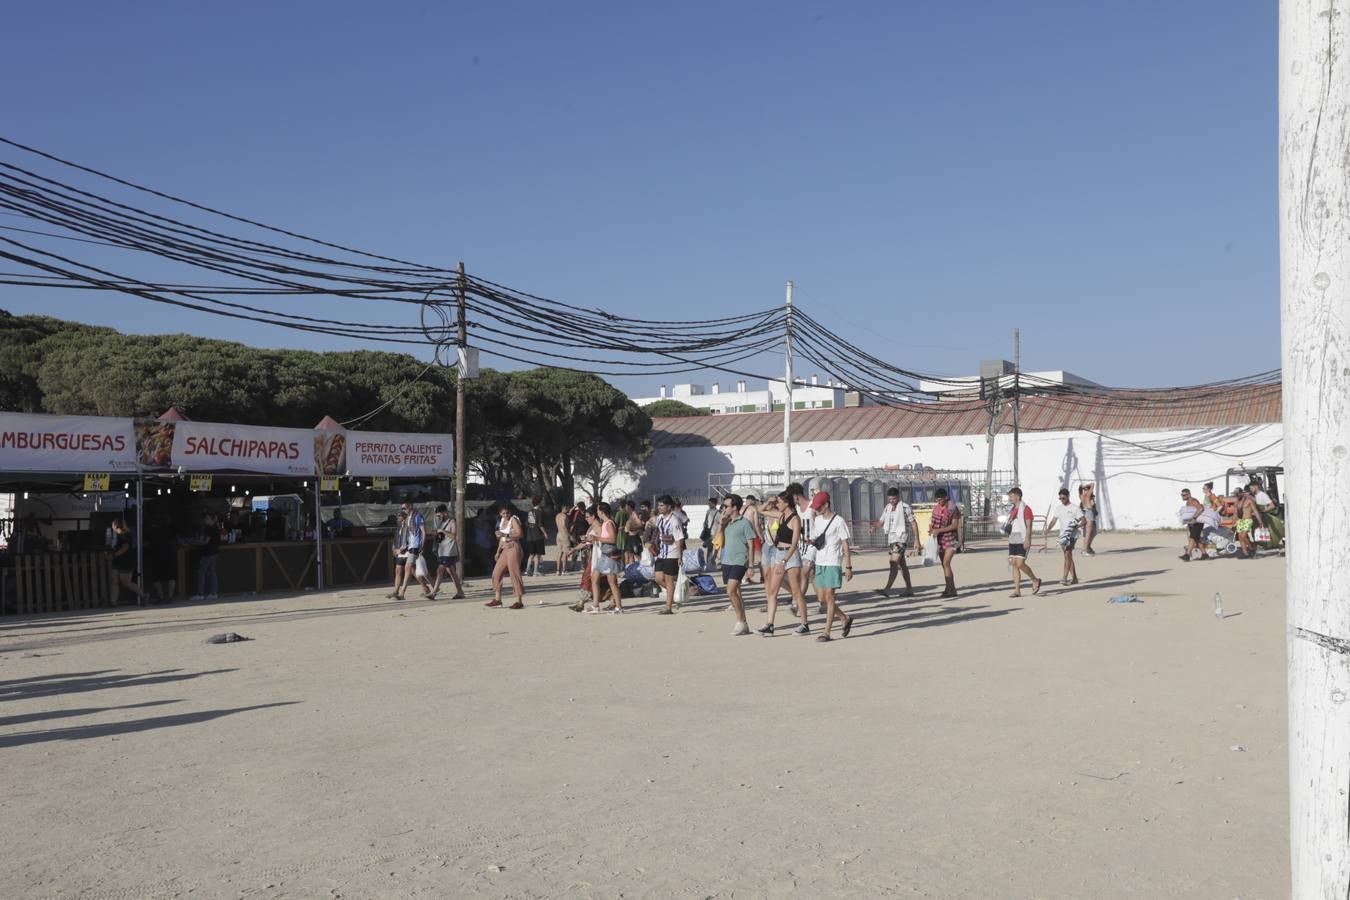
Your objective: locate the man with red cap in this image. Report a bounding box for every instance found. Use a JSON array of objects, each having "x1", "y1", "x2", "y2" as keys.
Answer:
[{"x1": 809, "y1": 491, "x2": 855, "y2": 641}]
